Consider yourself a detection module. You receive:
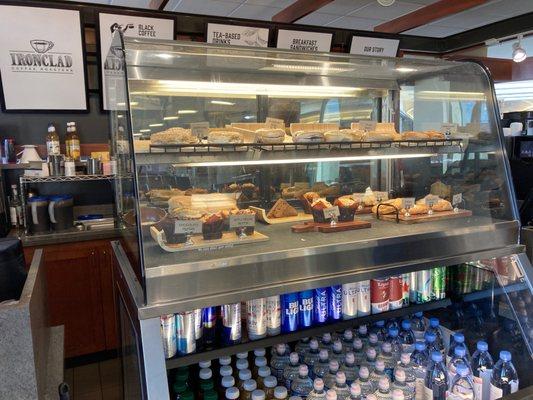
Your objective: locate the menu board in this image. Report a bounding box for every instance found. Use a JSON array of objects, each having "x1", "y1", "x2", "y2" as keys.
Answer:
[
  {"x1": 207, "y1": 23, "x2": 269, "y2": 47},
  {"x1": 350, "y1": 36, "x2": 399, "y2": 57},
  {"x1": 0, "y1": 5, "x2": 87, "y2": 110},
  {"x1": 276, "y1": 29, "x2": 332, "y2": 52}
]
